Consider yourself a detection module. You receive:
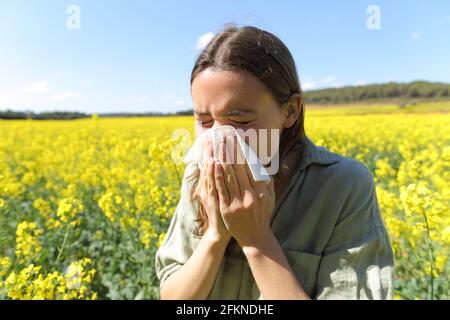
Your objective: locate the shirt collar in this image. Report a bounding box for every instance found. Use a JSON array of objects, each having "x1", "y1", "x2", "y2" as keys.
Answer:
[{"x1": 298, "y1": 136, "x2": 341, "y2": 171}]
